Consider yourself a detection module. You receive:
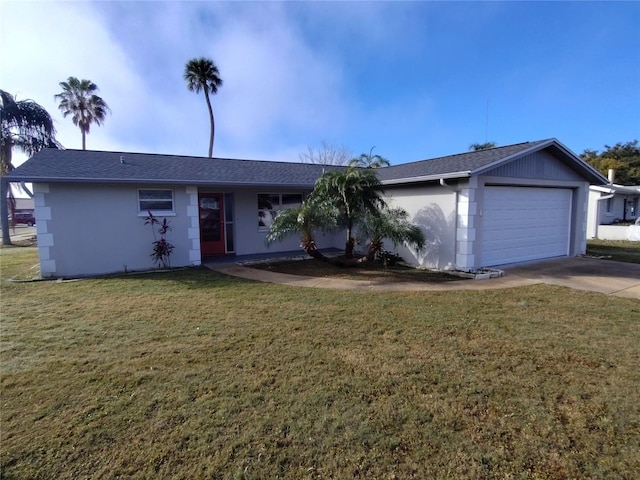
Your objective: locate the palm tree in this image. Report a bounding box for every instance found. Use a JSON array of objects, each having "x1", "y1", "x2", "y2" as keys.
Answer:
[
  {"x1": 349, "y1": 146, "x2": 390, "y2": 168},
  {"x1": 1, "y1": 89, "x2": 59, "y2": 245},
  {"x1": 314, "y1": 167, "x2": 387, "y2": 258},
  {"x1": 267, "y1": 172, "x2": 424, "y2": 266},
  {"x1": 265, "y1": 195, "x2": 339, "y2": 263},
  {"x1": 469, "y1": 141, "x2": 497, "y2": 151},
  {"x1": 359, "y1": 206, "x2": 425, "y2": 263},
  {"x1": 184, "y1": 57, "x2": 223, "y2": 158},
  {"x1": 54, "y1": 77, "x2": 110, "y2": 150}
]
